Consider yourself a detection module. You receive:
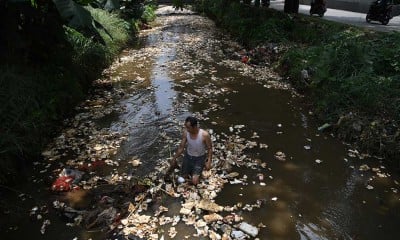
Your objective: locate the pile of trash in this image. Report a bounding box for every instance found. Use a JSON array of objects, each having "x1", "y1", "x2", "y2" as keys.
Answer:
[
  {"x1": 41, "y1": 123, "x2": 272, "y2": 239},
  {"x1": 115, "y1": 166, "x2": 269, "y2": 239},
  {"x1": 51, "y1": 168, "x2": 84, "y2": 192},
  {"x1": 232, "y1": 44, "x2": 281, "y2": 67}
]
